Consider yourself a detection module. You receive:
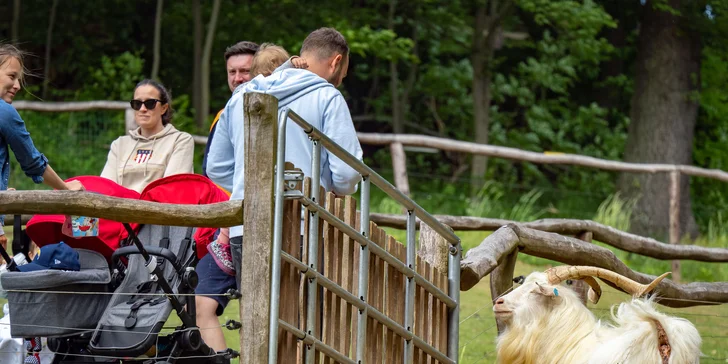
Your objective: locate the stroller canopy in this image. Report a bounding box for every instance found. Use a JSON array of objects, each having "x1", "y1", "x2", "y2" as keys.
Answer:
[
  {"x1": 138, "y1": 174, "x2": 230, "y2": 258},
  {"x1": 26, "y1": 176, "x2": 140, "y2": 259},
  {"x1": 26, "y1": 174, "x2": 230, "y2": 260}
]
